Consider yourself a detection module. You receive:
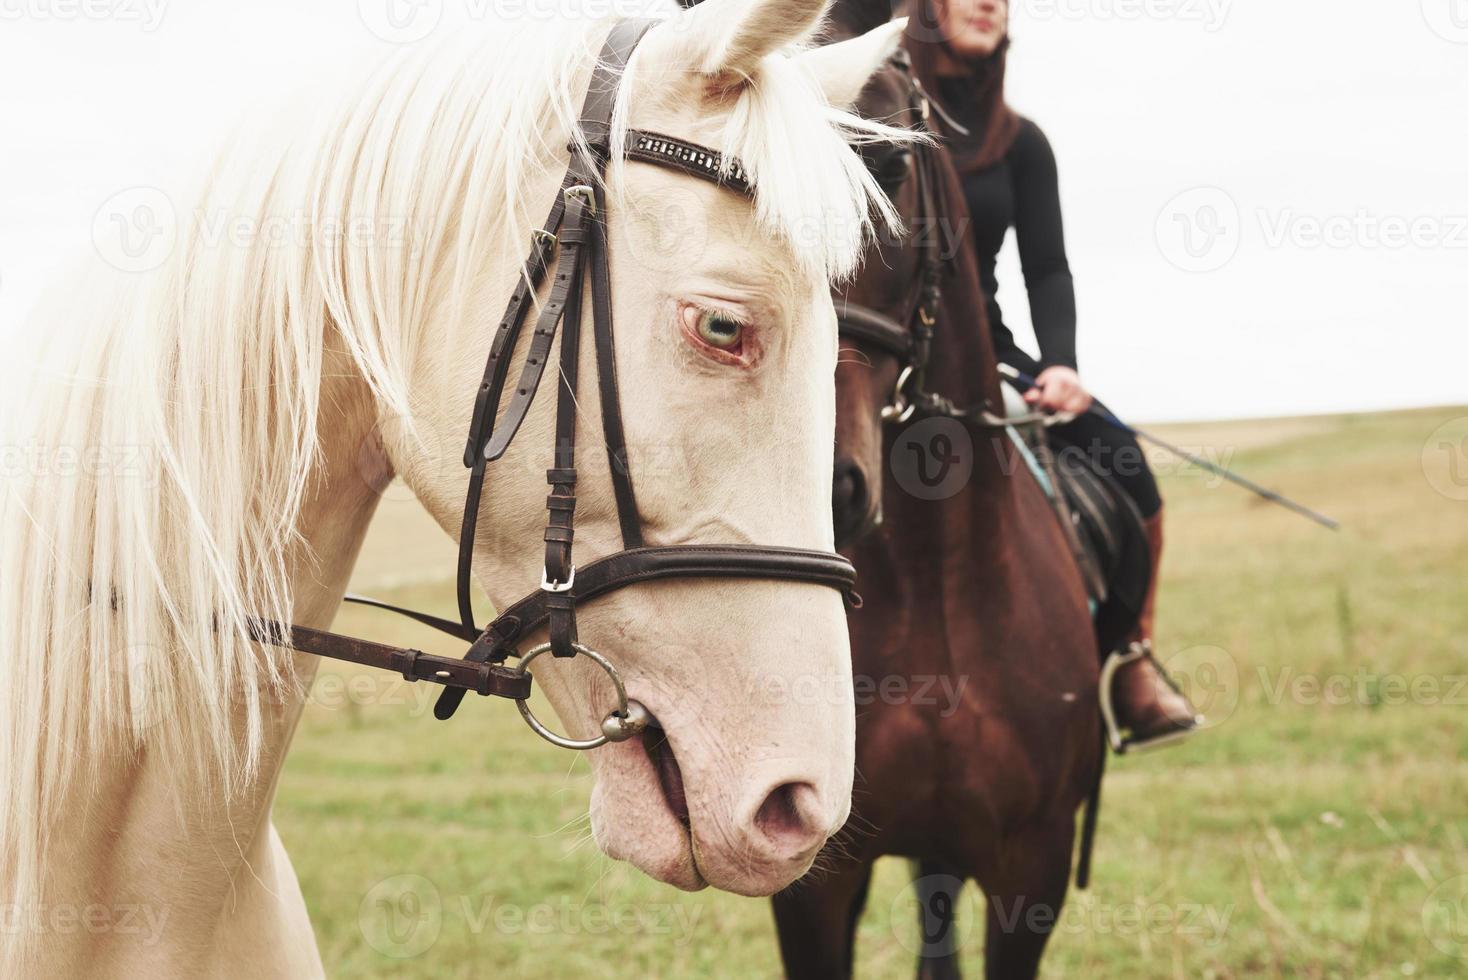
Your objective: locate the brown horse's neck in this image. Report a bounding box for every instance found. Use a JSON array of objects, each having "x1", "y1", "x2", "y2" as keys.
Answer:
[
  {"x1": 851, "y1": 133, "x2": 1051, "y2": 662},
  {"x1": 842, "y1": 59, "x2": 1075, "y2": 679},
  {"x1": 921, "y1": 140, "x2": 1019, "y2": 539},
  {"x1": 928, "y1": 141, "x2": 1004, "y2": 416}
]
